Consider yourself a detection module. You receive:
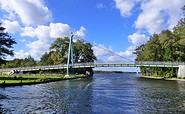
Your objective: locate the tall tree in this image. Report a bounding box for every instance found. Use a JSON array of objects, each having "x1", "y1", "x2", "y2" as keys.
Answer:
[
  {"x1": 50, "y1": 37, "x2": 69, "y2": 64},
  {"x1": 38, "y1": 52, "x2": 54, "y2": 65},
  {"x1": 0, "y1": 24, "x2": 16, "y2": 64},
  {"x1": 134, "y1": 5, "x2": 185, "y2": 77},
  {"x1": 48, "y1": 37, "x2": 96, "y2": 64}
]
